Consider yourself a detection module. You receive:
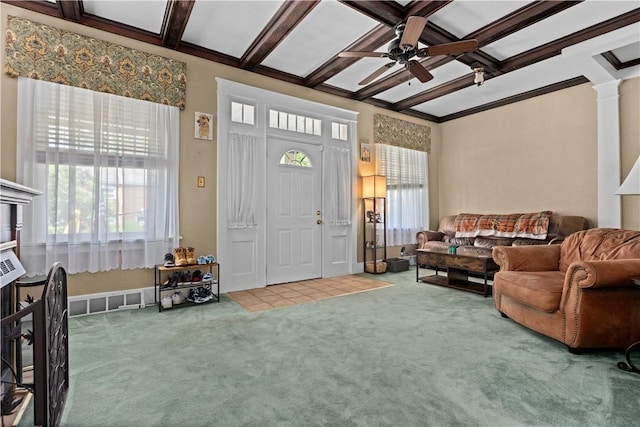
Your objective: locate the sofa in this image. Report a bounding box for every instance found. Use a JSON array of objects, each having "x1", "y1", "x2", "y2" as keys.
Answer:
[
  {"x1": 416, "y1": 211, "x2": 589, "y2": 258},
  {"x1": 492, "y1": 228, "x2": 640, "y2": 351}
]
